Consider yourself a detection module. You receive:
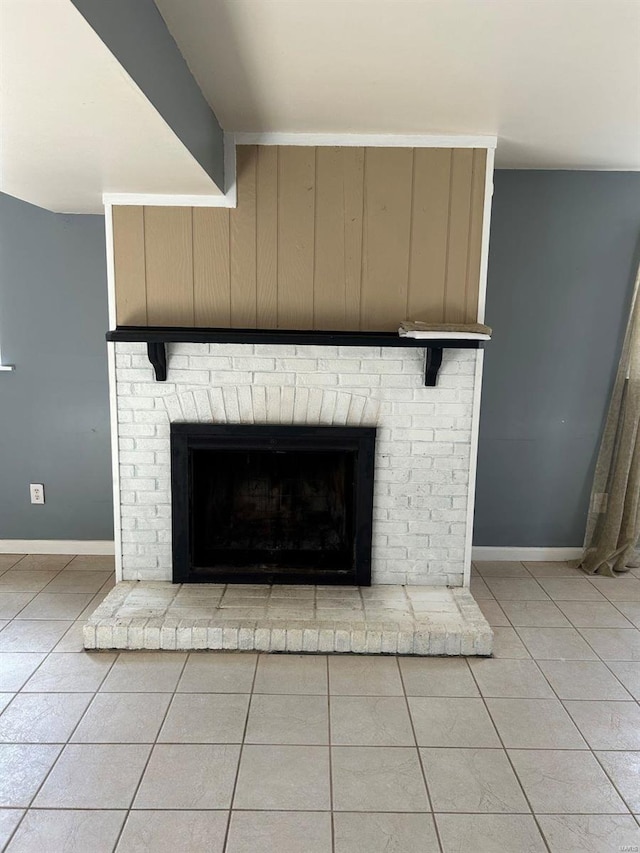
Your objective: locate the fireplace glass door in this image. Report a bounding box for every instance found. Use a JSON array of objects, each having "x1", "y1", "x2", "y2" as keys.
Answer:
[{"x1": 171, "y1": 425, "x2": 375, "y2": 585}]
